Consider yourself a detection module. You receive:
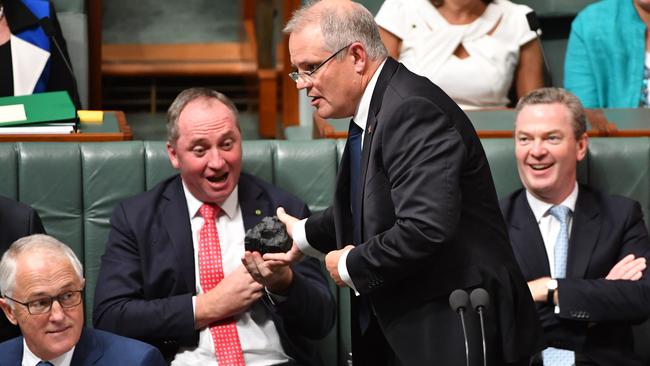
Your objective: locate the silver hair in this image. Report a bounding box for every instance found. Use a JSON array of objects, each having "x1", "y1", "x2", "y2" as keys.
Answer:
[
  {"x1": 284, "y1": 0, "x2": 387, "y2": 61},
  {"x1": 515, "y1": 87, "x2": 587, "y2": 139},
  {"x1": 167, "y1": 87, "x2": 240, "y2": 146},
  {"x1": 0, "y1": 234, "x2": 84, "y2": 305}
]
